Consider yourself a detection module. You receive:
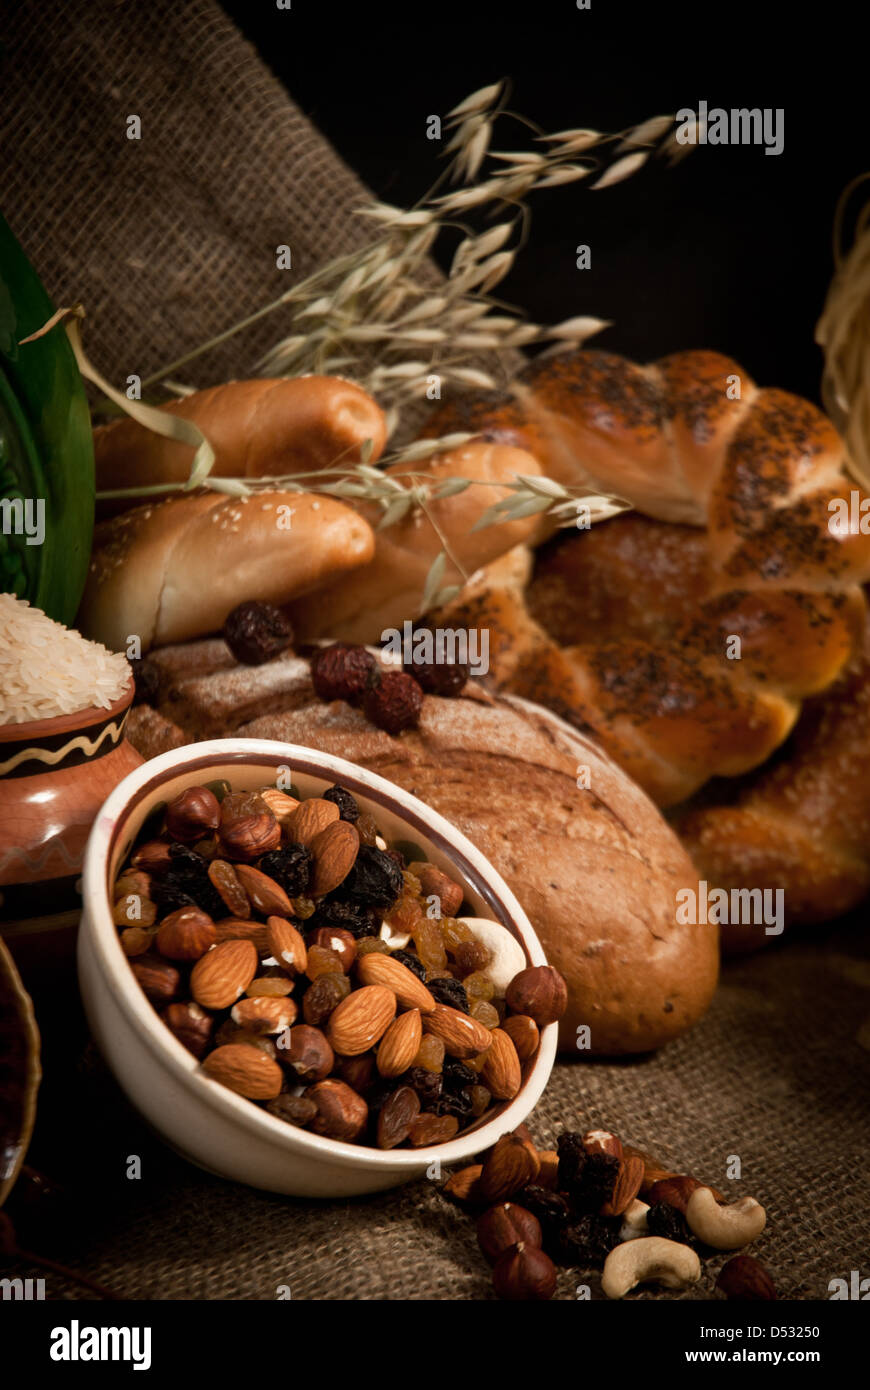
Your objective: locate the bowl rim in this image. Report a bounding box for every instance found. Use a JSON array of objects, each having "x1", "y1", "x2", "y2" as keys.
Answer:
[{"x1": 80, "y1": 737, "x2": 557, "y2": 1173}]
